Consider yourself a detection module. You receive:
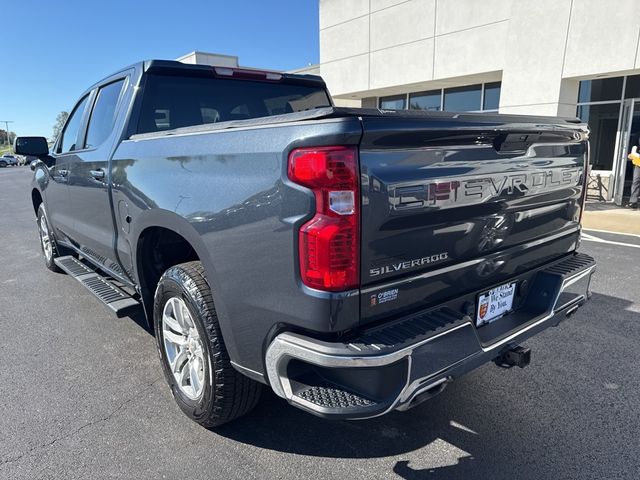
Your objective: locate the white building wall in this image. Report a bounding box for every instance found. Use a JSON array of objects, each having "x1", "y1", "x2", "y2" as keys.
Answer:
[
  {"x1": 319, "y1": 0, "x2": 640, "y2": 117},
  {"x1": 498, "y1": 0, "x2": 575, "y2": 116},
  {"x1": 563, "y1": 0, "x2": 640, "y2": 78},
  {"x1": 319, "y1": 0, "x2": 512, "y2": 99},
  {"x1": 176, "y1": 51, "x2": 239, "y2": 67},
  {"x1": 289, "y1": 64, "x2": 322, "y2": 75}
]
